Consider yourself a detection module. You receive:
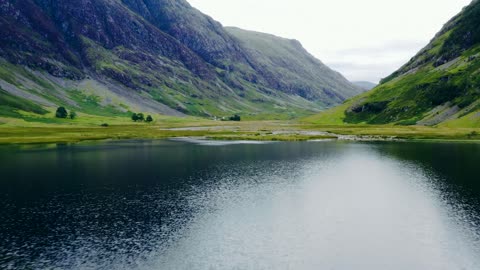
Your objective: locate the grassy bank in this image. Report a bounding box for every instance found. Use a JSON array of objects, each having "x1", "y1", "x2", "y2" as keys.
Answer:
[
  {"x1": 1, "y1": 113, "x2": 480, "y2": 144},
  {"x1": 299, "y1": 124, "x2": 480, "y2": 141}
]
